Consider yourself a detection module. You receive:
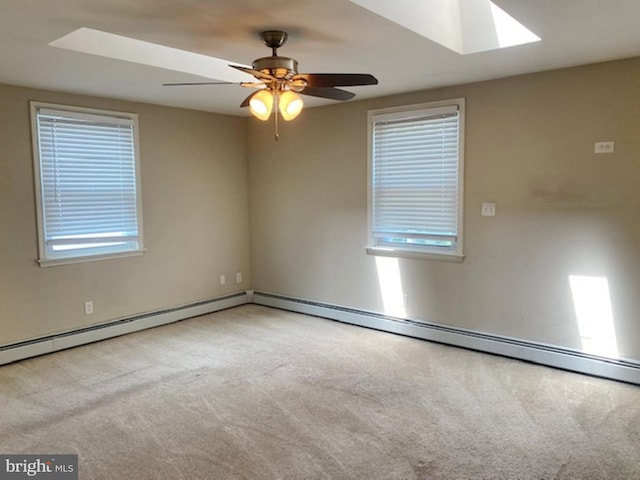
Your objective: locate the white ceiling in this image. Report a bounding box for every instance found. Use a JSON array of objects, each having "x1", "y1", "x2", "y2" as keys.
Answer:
[{"x1": 1, "y1": 0, "x2": 639, "y2": 116}]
